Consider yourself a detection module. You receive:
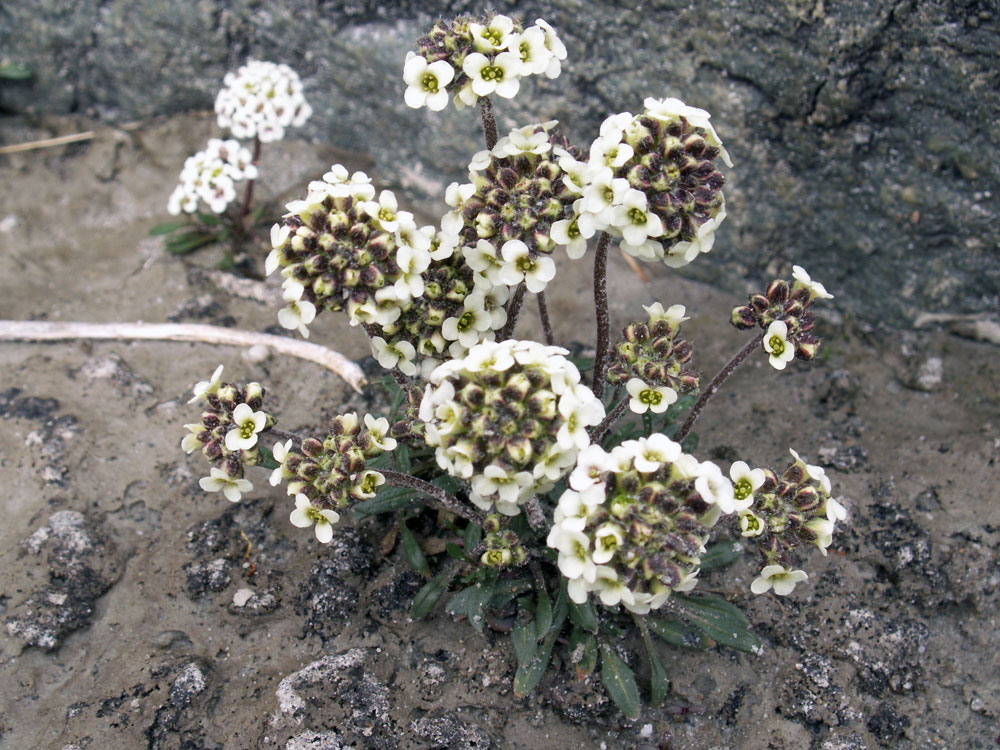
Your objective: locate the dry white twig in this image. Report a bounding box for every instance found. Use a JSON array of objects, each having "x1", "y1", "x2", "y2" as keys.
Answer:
[{"x1": 0, "y1": 320, "x2": 367, "y2": 393}]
